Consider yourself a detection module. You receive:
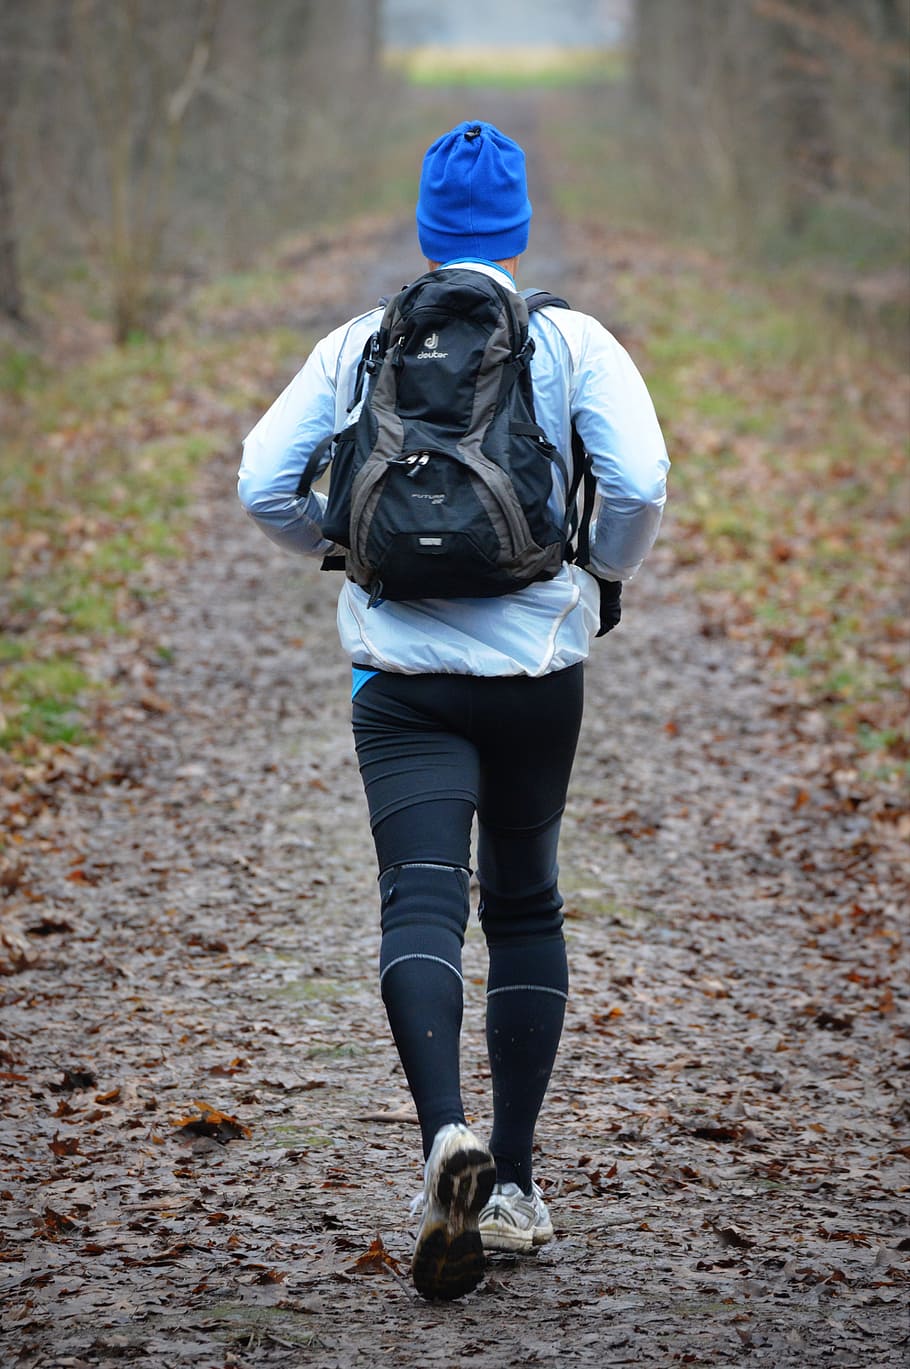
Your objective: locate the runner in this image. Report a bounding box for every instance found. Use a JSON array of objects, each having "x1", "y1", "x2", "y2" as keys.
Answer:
[{"x1": 238, "y1": 119, "x2": 669, "y2": 1300}]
